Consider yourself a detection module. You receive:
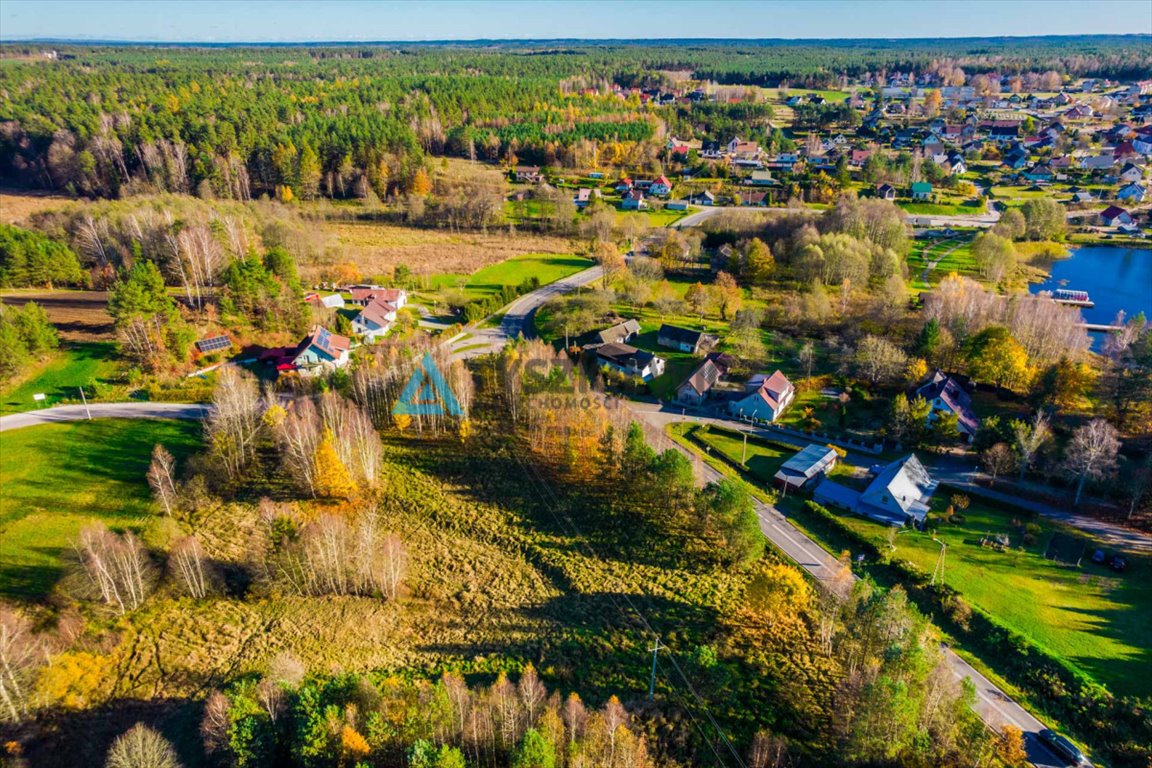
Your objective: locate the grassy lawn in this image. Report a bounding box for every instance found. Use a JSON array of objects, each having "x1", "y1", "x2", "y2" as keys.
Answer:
[
  {"x1": 775, "y1": 384, "x2": 889, "y2": 440},
  {"x1": 0, "y1": 418, "x2": 203, "y2": 600},
  {"x1": 898, "y1": 201, "x2": 983, "y2": 216},
  {"x1": 838, "y1": 492, "x2": 1152, "y2": 699},
  {"x1": 463, "y1": 253, "x2": 594, "y2": 299},
  {"x1": 0, "y1": 341, "x2": 121, "y2": 415},
  {"x1": 685, "y1": 423, "x2": 798, "y2": 484}
]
